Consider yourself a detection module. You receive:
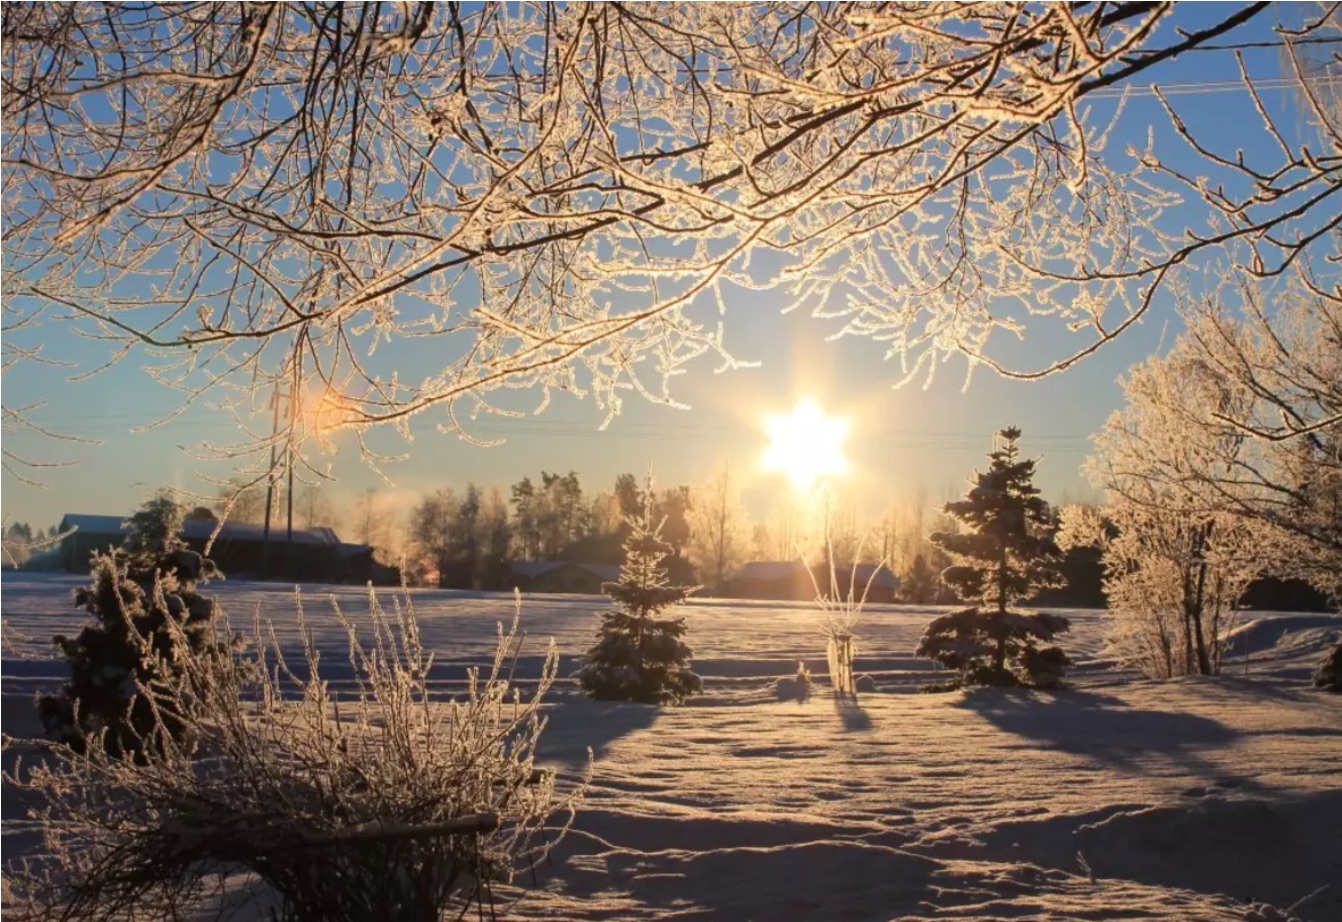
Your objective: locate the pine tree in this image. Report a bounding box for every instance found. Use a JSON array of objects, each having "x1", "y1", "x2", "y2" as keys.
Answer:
[
  {"x1": 575, "y1": 480, "x2": 702, "y2": 705},
  {"x1": 917, "y1": 427, "x2": 1071, "y2": 688},
  {"x1": 38, "y1": 490, "x2": 223, "y2": 758}
]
